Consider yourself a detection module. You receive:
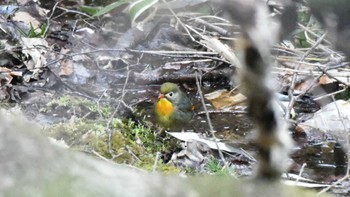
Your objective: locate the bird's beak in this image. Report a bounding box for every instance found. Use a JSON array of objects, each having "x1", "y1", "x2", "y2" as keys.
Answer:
[{"x1": 158, "y1": 93, "x2": 165, "y2": 99}]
